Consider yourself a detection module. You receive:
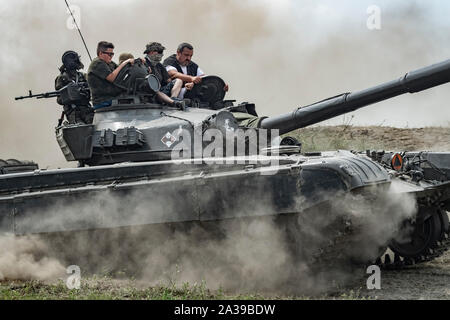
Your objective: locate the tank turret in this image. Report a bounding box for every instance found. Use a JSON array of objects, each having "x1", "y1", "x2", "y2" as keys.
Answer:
[{"x1": 64, "y1": 59, "x2": 450, "y2": 166}]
